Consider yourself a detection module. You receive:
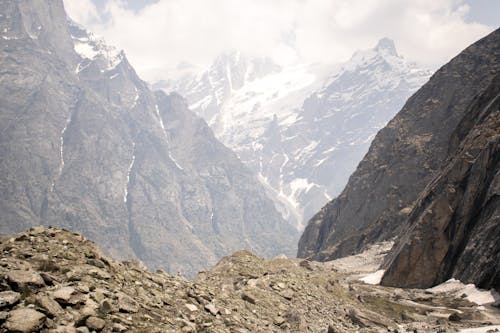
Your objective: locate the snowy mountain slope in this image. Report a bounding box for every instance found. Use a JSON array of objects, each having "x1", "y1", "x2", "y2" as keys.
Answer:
[{"x1": 157, "y1": 40, "x2": 431, "y2": 229}]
